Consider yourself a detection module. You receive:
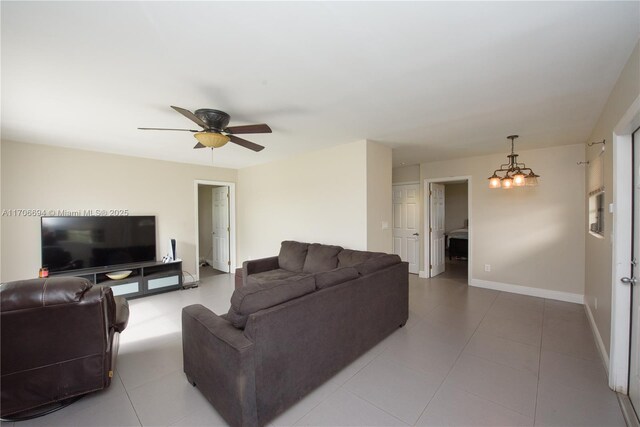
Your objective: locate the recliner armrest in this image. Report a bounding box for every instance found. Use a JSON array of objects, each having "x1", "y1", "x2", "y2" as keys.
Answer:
[
  {"x1": 113, "y1": 296, "x2": 129, "y2": 333},
  {"x1": 242, "y1": 256, "x2": 279, "y2": 285}
]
